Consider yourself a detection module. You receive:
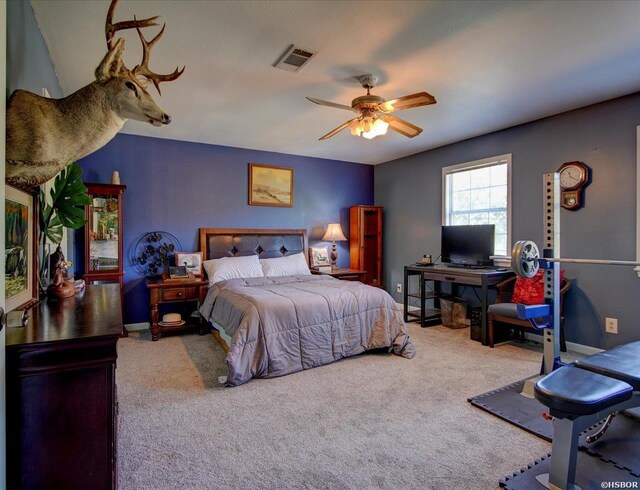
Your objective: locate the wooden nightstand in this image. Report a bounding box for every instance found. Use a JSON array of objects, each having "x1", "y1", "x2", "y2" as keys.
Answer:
[
  {"x1": 146, "y1": 276, "x2": 209, "y2": 341},
  {"x1": 311, "y1": 268, "x2": 367, "y2": 281}
]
